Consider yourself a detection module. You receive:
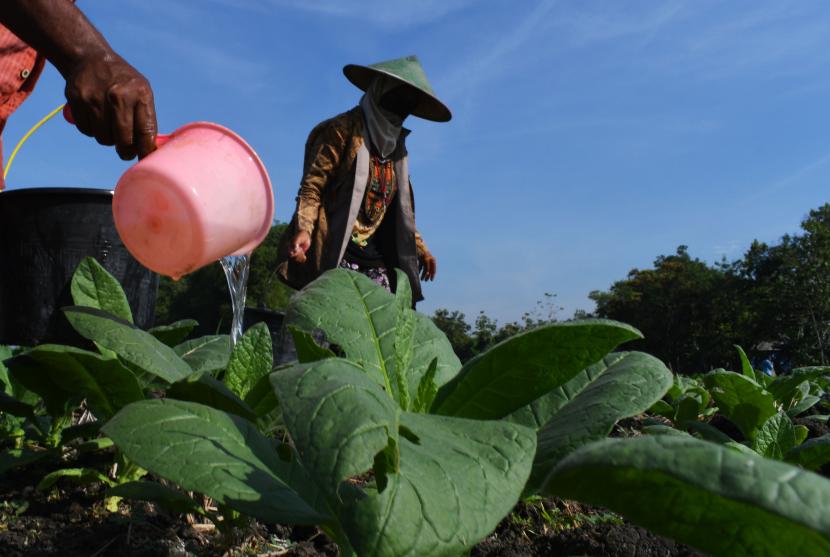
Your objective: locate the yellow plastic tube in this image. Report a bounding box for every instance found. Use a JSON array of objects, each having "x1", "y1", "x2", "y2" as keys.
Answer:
[{"x1": 2, "y1": 103, "x2": 66, "y2": 183}]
